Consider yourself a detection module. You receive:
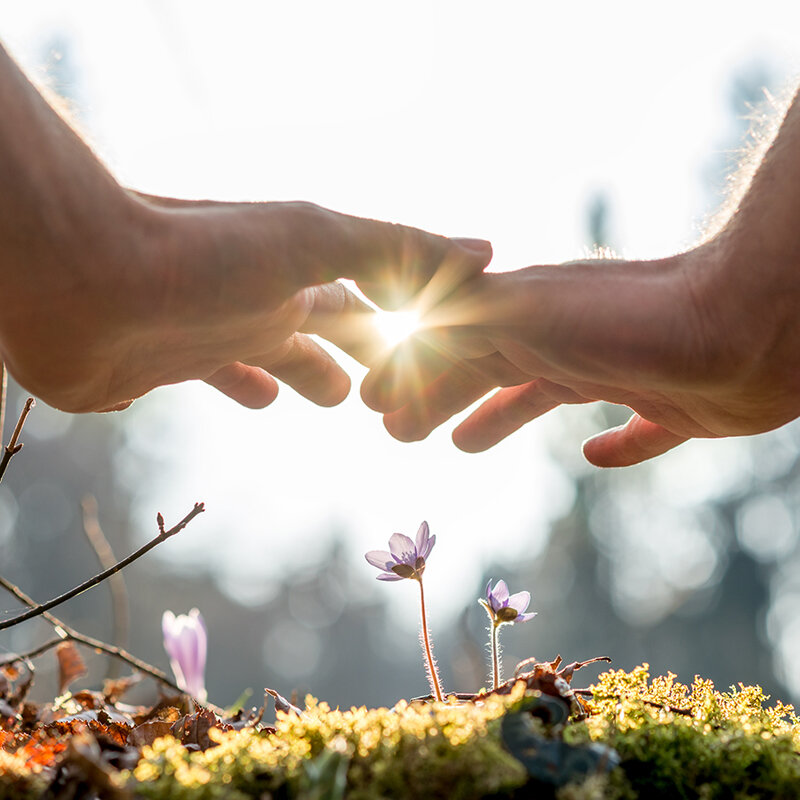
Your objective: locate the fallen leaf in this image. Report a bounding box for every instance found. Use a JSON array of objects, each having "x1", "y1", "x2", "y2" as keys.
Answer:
[{"x1": 57, "y1": 642, "x2": 88, "y2": 695}]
